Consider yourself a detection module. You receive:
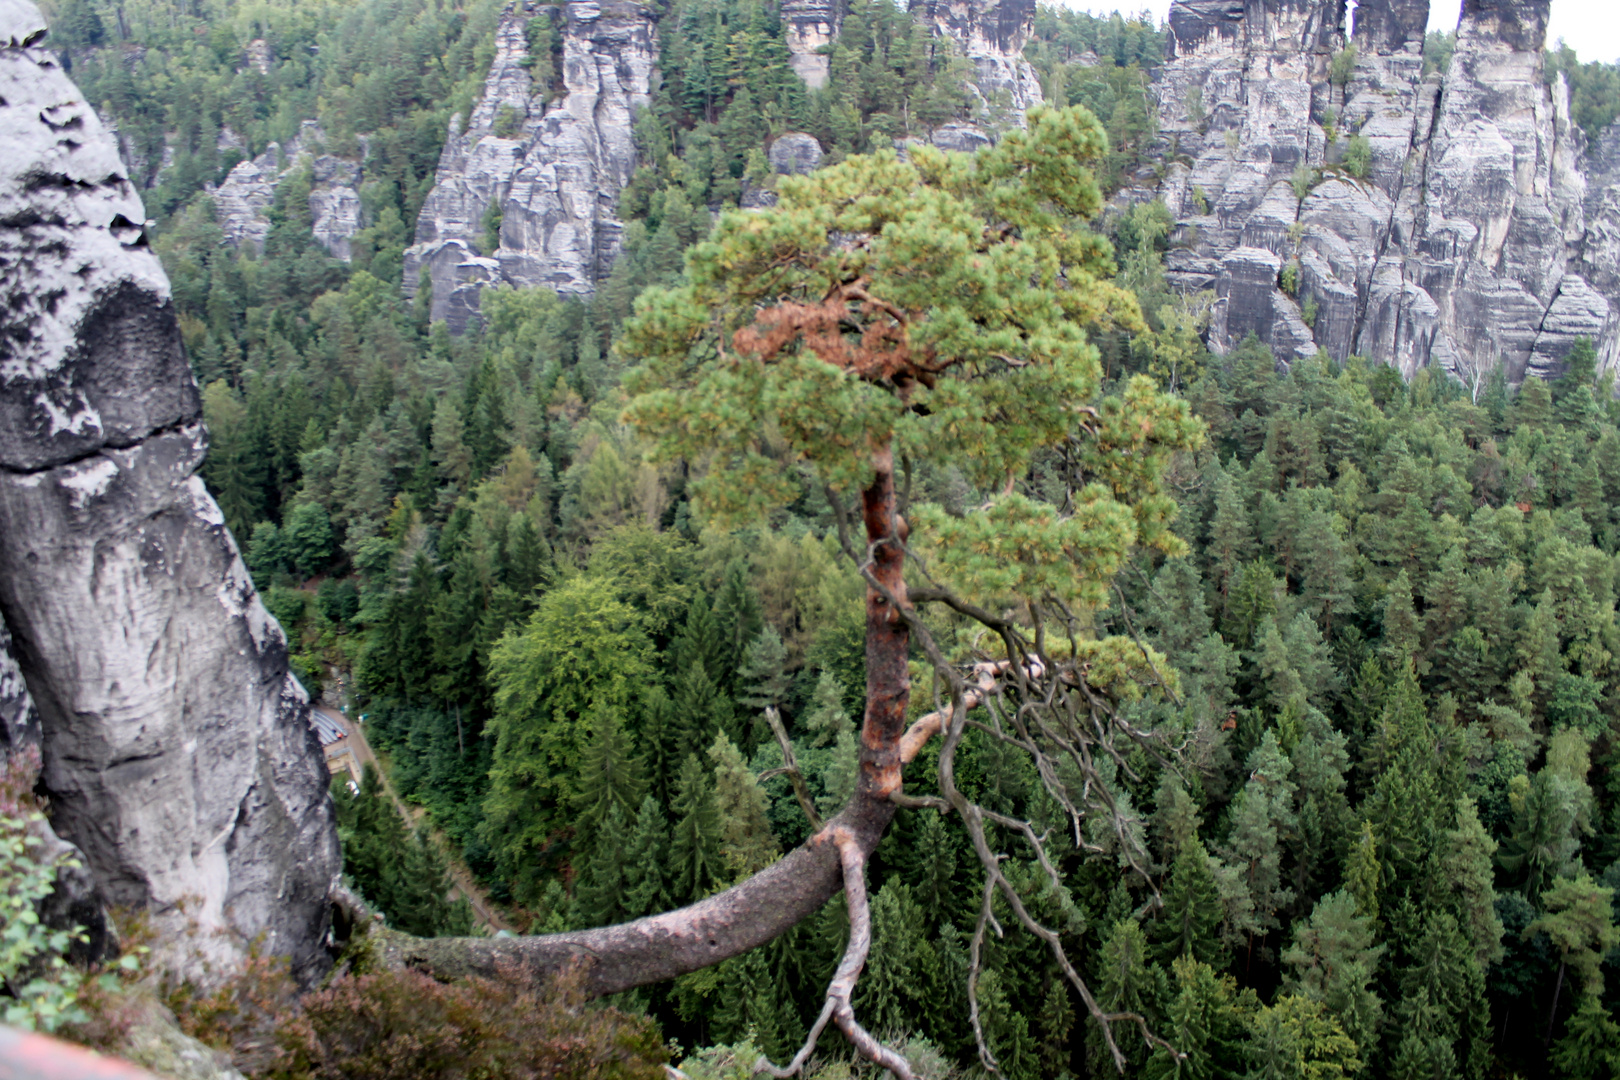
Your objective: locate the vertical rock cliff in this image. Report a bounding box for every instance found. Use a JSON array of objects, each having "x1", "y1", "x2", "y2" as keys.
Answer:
[
  {"x1": 911, "y1": 0, "x2": 1043, "y2": 122},
  {"x1": 403, "y1": 0, "x2": 656, "y2": 332},
  {"x1": 1151, "y1": 0, "x2": 1620, "y2": 384},
  {"x1": 0, "y1": 0, "x2": 339, "y2": 984},
  {"x1": 782, "y1": 0, "x2": 843, "y2": 89},
  {"x1": 210, "y1": 122, "x2": 363, "y2": 261}
]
